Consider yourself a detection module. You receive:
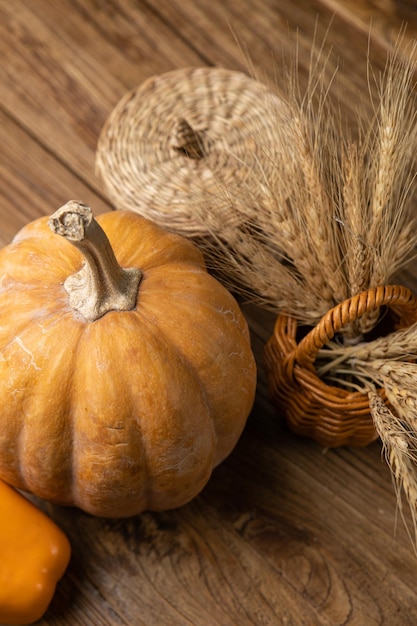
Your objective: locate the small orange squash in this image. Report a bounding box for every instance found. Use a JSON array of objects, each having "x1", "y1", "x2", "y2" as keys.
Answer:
[
  {"x1": 0, "y1": 202, "x2": 256, "y2": 517},
  {"x1": 0, "y1": 479, "x2": 71, "y2": 625}
]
